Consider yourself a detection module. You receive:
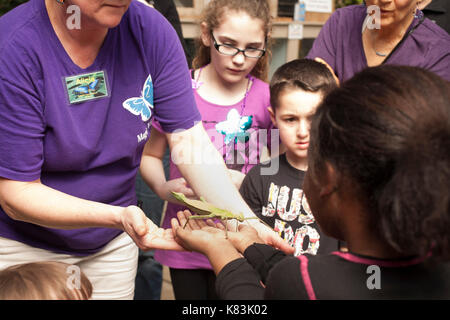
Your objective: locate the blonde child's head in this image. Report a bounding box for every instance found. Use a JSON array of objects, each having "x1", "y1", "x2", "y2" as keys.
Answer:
[
  {"x1": 268, "y1": 59, "x2": 337, "y2": 169},
  {"x1": 0, "y1": 261, "x2": 93, "y2": 300},
  {"x1": 192, "y1": 0, "x2": 272, "y2": 82}
]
